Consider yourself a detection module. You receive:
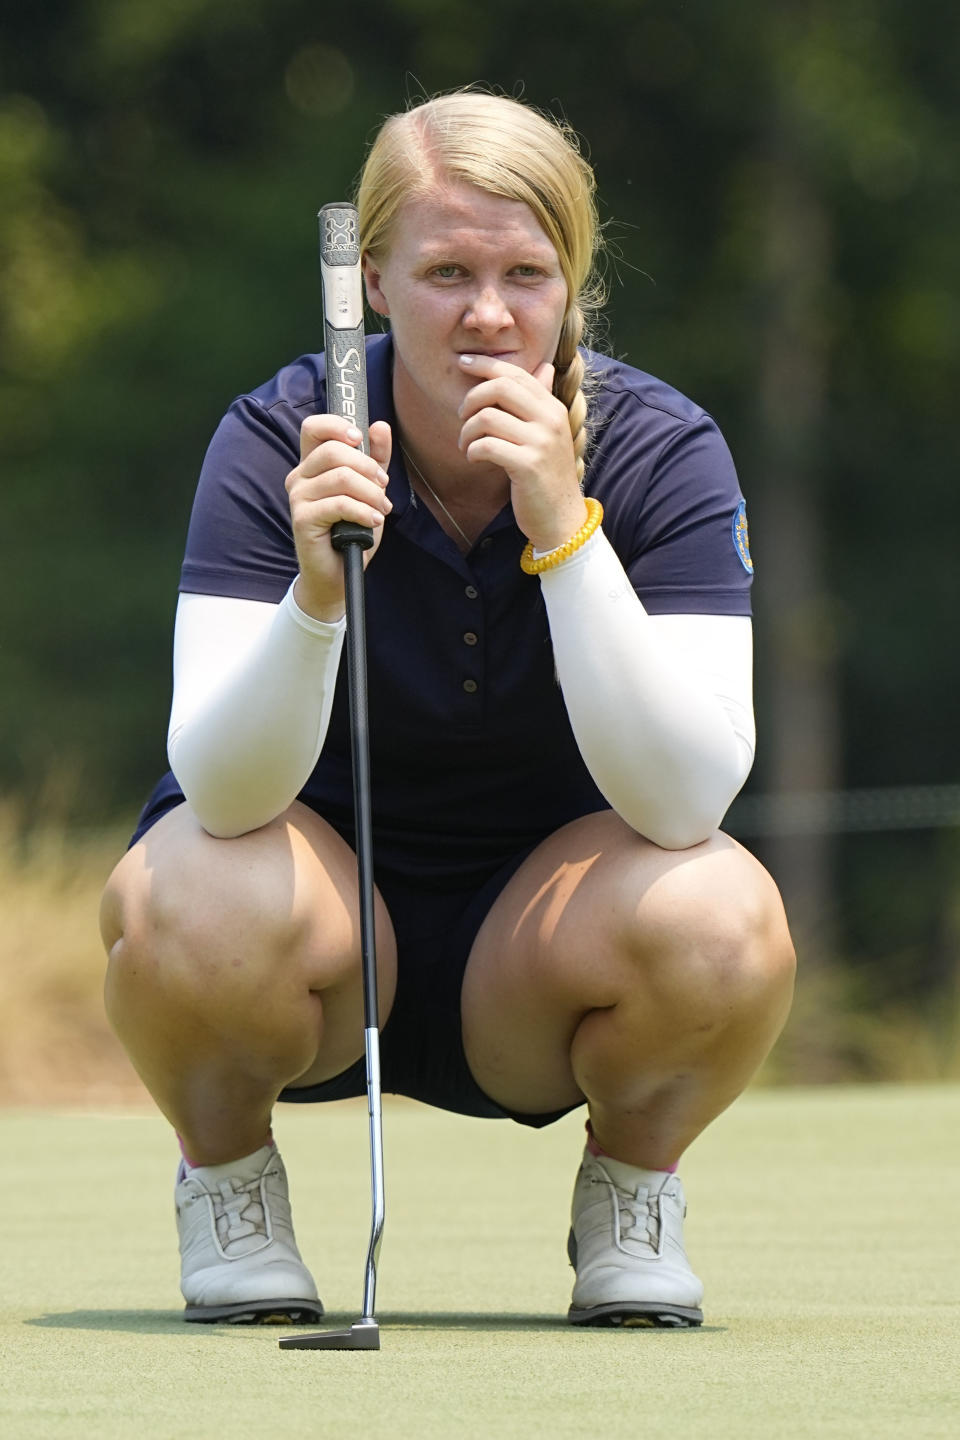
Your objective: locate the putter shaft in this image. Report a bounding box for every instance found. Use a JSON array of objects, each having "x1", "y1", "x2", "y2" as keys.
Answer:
[{"x1": 279, "y1": 204, "x2": 384, "y2": 1356}]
